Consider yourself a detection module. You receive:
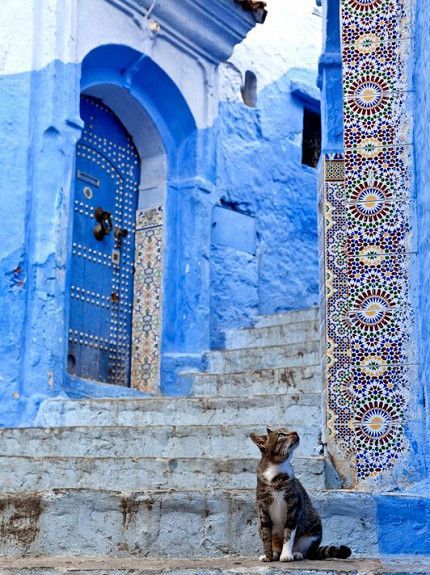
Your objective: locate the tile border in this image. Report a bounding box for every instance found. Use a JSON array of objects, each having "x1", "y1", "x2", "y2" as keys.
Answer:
[{"x1": 130, "y1": 206, "x2": 164, "y2": 393}]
